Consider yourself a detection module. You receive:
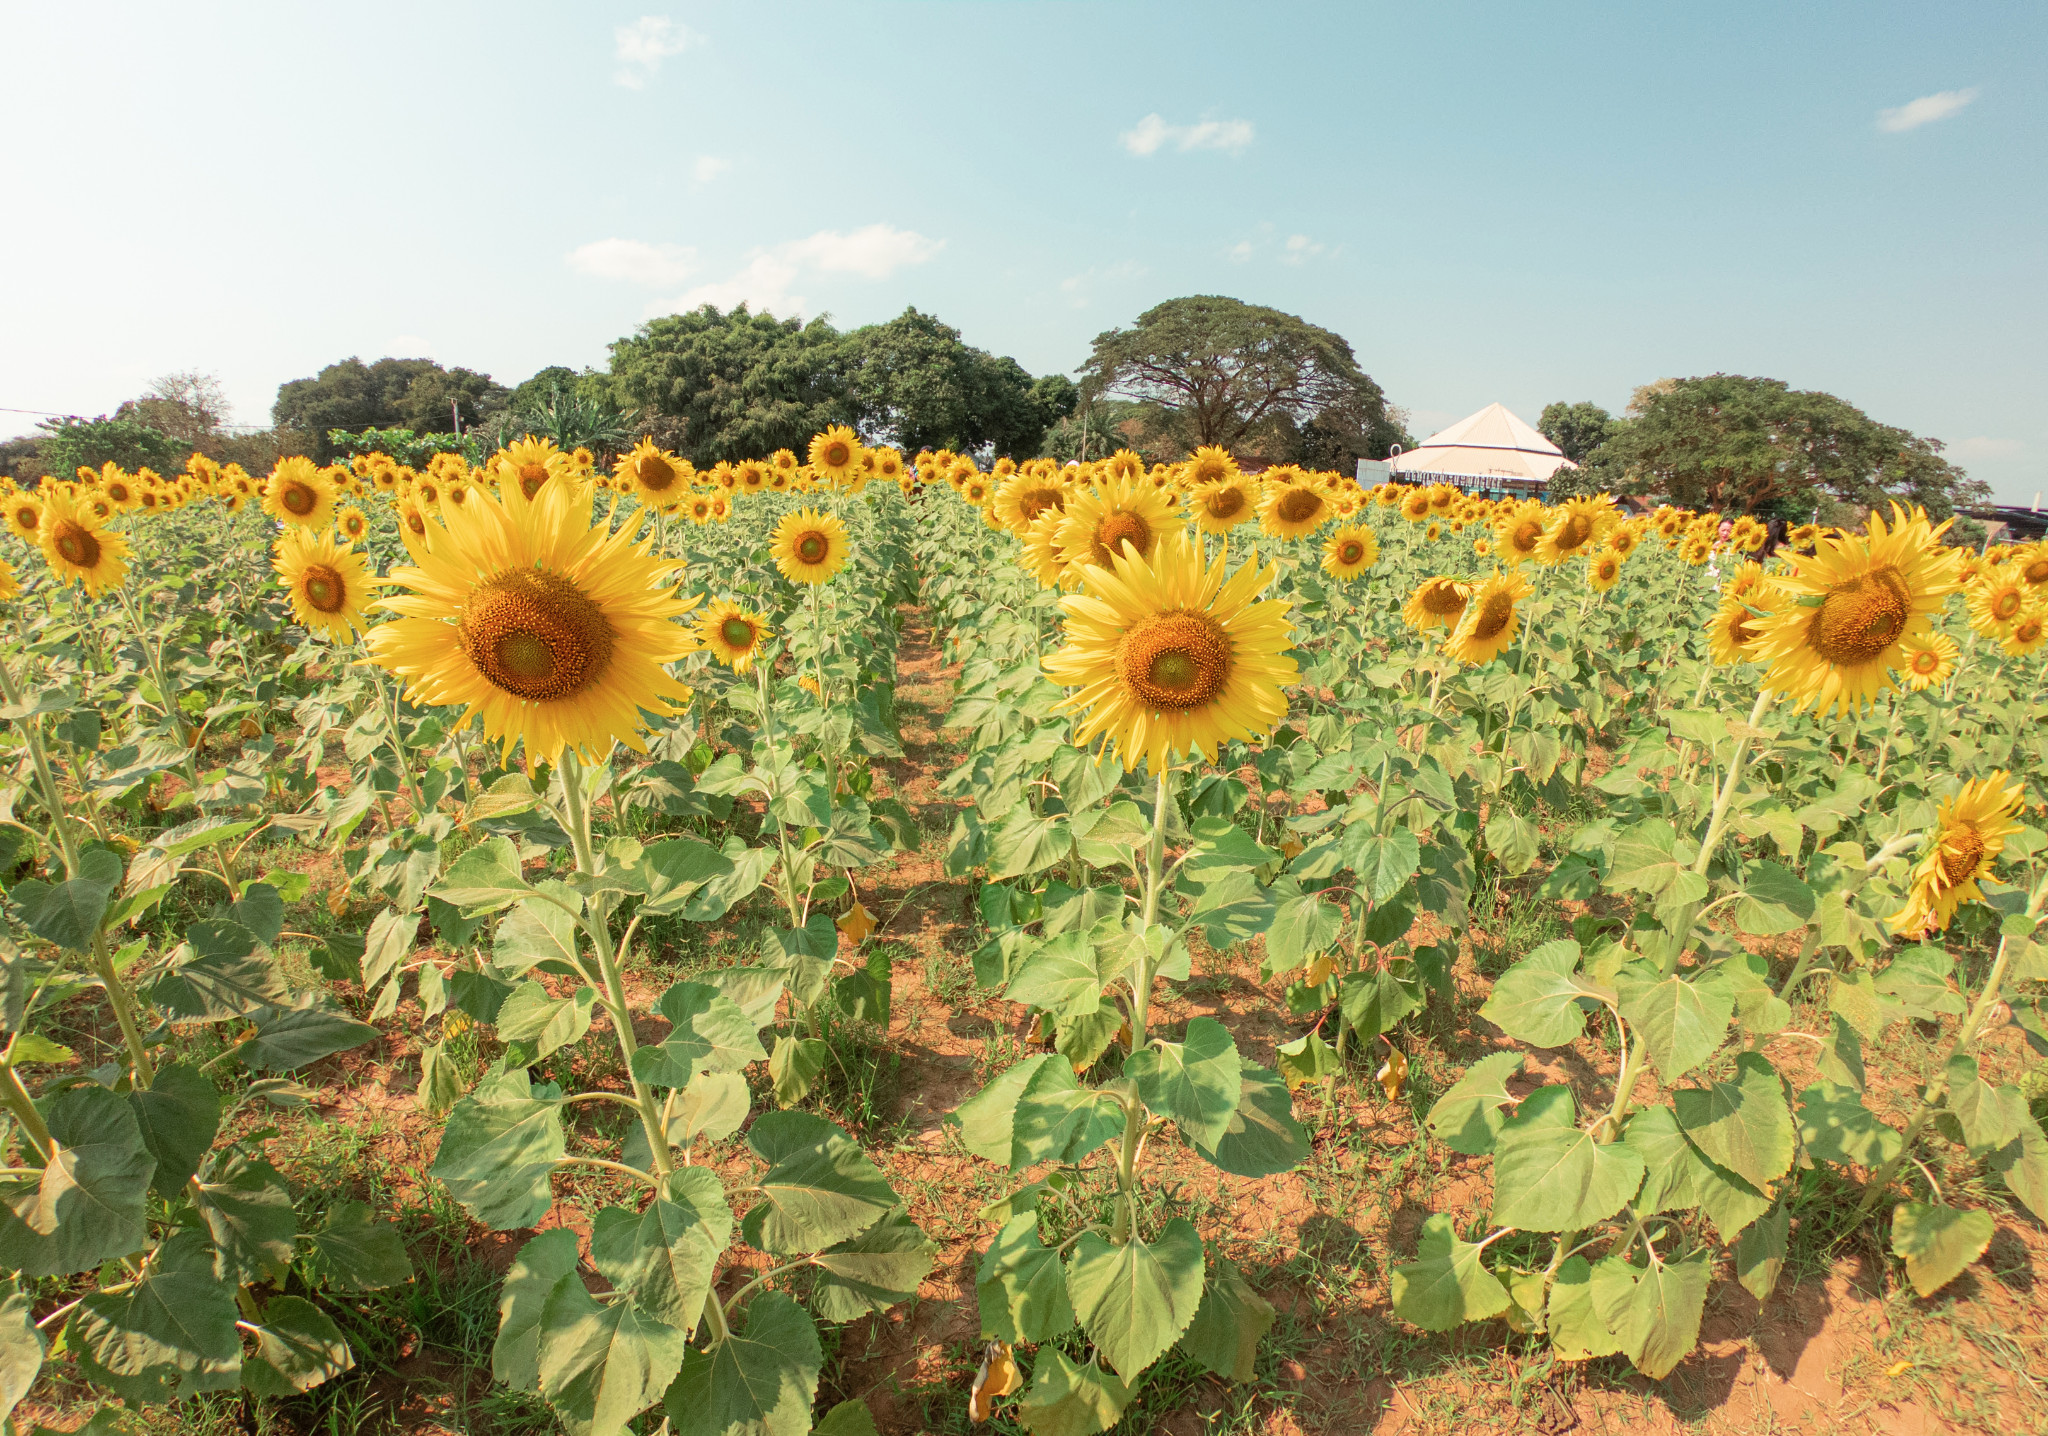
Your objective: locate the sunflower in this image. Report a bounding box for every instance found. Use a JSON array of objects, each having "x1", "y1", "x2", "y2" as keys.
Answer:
[
  {"x1": 808, "y1": 426, "x2": 864, "y2": 487},
  {"x1": 1495, "y1": 504, "x2": 1547, "y2": 565},
  {"x1": 0, "y1": 555, "x2": 16, "y2": 602},
  {"x1": 1042, "y1": 530, "x2": 1297, "y2": 774},
  {"x1": 1536, "y1": 496, "x2": 1612, "y2": 565},
  {"x1": 1707, "y1": 596, "x2": 1770, "y2": 667},
  {"x1": 1967, "y1": 575, "x2": 2029, "y2": 637},
  {"x1": 99, "y1": 469, "x2": 139, "y2": 512},
  {"x1": 1473, "y1": 537, "x2": 1492, "y2": 558},
  {"x1": 3, "y1": 491, "x2": 44, "y2": 542},
  {"x1": 396, "y1": 499, "x2": 431, "y2": 541},
  {"x1": 771, "y1": 507, "x2": 850, "y2": 585},
  {"x1": 1587, "y1": 551, "x2": 1622, "y2": 593},
  {"x1": 1055, "y1": 475, "x2": 1185, "y2": 573},
  {"x1": 1678, "y1": 535, "x2": 1713, "y2": 566},
  {"x1": 2003, "y1": 607, "x2": 2047, "y2": 657},
  {"x1": 1184, "y1": 446, "x2": 1238, "y2": 488},
  {"x1": 1258, "y1": 480, "x2": 1331, "y2": 538},
  {"x1": 1606, "y1": 526, "x2": 1641, "y2": 560},
  {"x1": 367, "y1": 479, "x2": 699, "y2": 765},
  {"x1": 872, "y1": 448, "x2": 905, "y2": 484},
  {"x1": 1749, "y1": 505, "x2": 1962, "y2": 717},
  {"x1": 274, "y1": 528, "x2": 376, "y2": 641},
  {"x1": 38, "y1": 490, "x2": 131, "y2": 595},
  {"x1": 769, "y1": 448, "x2": 800, "y2": 478},
  {"x1": 734, "y1": 459, "x2": 768, "y2": 494},
  {"x1": 2019, "y1": 542, "x2": 2048, "y2": 589},
  {"x1": 1445, "y1": 569, "x2": 1534, "y2": 666},
  {"x1": 264, "y1": 457, "x2": 337, "y2": 529},
  {"x1": 1187, "y1": 476, "x2": 1258, "y2": 534},
  {"x1": 1424, "y1": 521, "x2": 1443, "y2": 543},
  {"x1": 1321, "y1": 524, "x2": 1379, "y2": 579},
  {"x1": 1886, "y1": 772, "x2": 2025, "y2": 936},
  {"x1": 1020, "y1": 509, "x2": 1070, "y2": 589},
  {"x1": 699, "y1": 599, "x2": 772, "y2": 672},
  {"x1": 1723, "y1": 560, "x2": 1768, "y2": 606},
  {"x1": 336, "y1": 505, "x2": 370, "y2": 542},
  {"x1": 499, "y1": 437, "x2": 574, "y2": 501},
  {"x1": 685, "y1": 494, "x2": 714, "y2": 525},
  {"x1": 707, "y1": 494, "x2": 732, "y2": 523},
  {"x1": 1102, "y1": 449, "x2": 1146, "y2": 483},
  {"x1": 992, "y1": 472, "x2": 1068, "y2": 533},
  {"x1": 1399, "y1": 488, "x2": 1433, "y2": 523},
  {"x1": 1401, "y1": 577, "x2": 1470, "y2": 633},
  {"x1": 1897, "y1": 631, "x2": 1958, "y2": 690}
]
